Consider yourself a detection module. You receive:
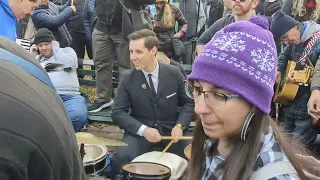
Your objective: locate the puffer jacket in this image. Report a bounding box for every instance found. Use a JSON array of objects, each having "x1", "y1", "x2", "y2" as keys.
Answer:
[{"x1": 32, "y1": 1, "x2": 73, "y2": 48}]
